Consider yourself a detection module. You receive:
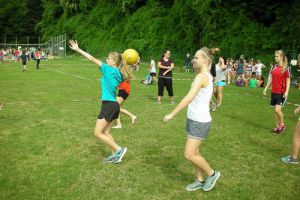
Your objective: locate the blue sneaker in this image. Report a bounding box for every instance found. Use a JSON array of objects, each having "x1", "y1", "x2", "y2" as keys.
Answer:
[
  {"x1": 281, "y1": 155, "x2": 298, "y2": 164},
  {"x1": 103, "y1": 154, "x2": 117, "y2": 163},
  {"x1": 203, "y1": 171, "x2": 220, "y2": 192},
  {"x1": 113, "y1": 147, "x2": 127, "y2": 164},
  {"x1": 186, "y1": 180, "x2": 204, "y2": 191}
]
